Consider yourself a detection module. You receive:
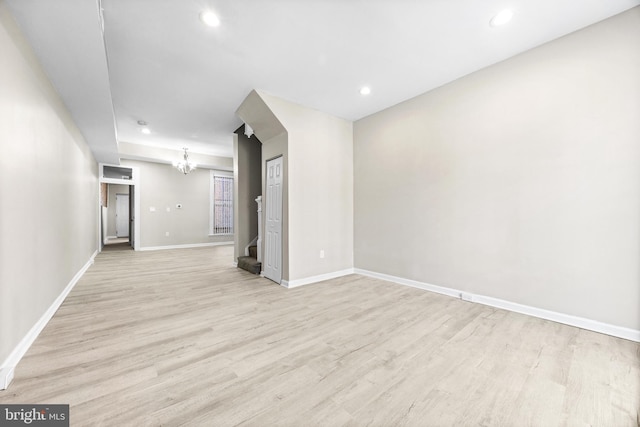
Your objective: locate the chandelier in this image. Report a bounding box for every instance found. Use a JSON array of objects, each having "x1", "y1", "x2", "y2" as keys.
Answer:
[{"x1": 173, "y1": 148, "x2": 197, "y2": 175}]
